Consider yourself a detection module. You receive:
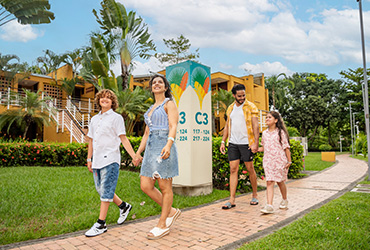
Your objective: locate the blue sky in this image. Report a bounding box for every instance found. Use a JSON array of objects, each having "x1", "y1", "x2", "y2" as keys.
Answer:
[{"x1": 1, "y1": 0, "x2": 370, "y2": 80}]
